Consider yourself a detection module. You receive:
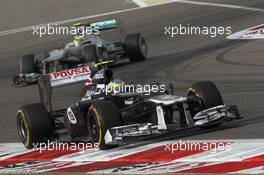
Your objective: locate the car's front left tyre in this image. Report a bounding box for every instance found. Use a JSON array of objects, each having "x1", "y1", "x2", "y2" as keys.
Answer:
[
  {"x1": 20, "y1": 54, "x2": 35, "y2": 74},
  {"x1": 17, "y1": 103, "x2": 53, "y2": 149}
]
